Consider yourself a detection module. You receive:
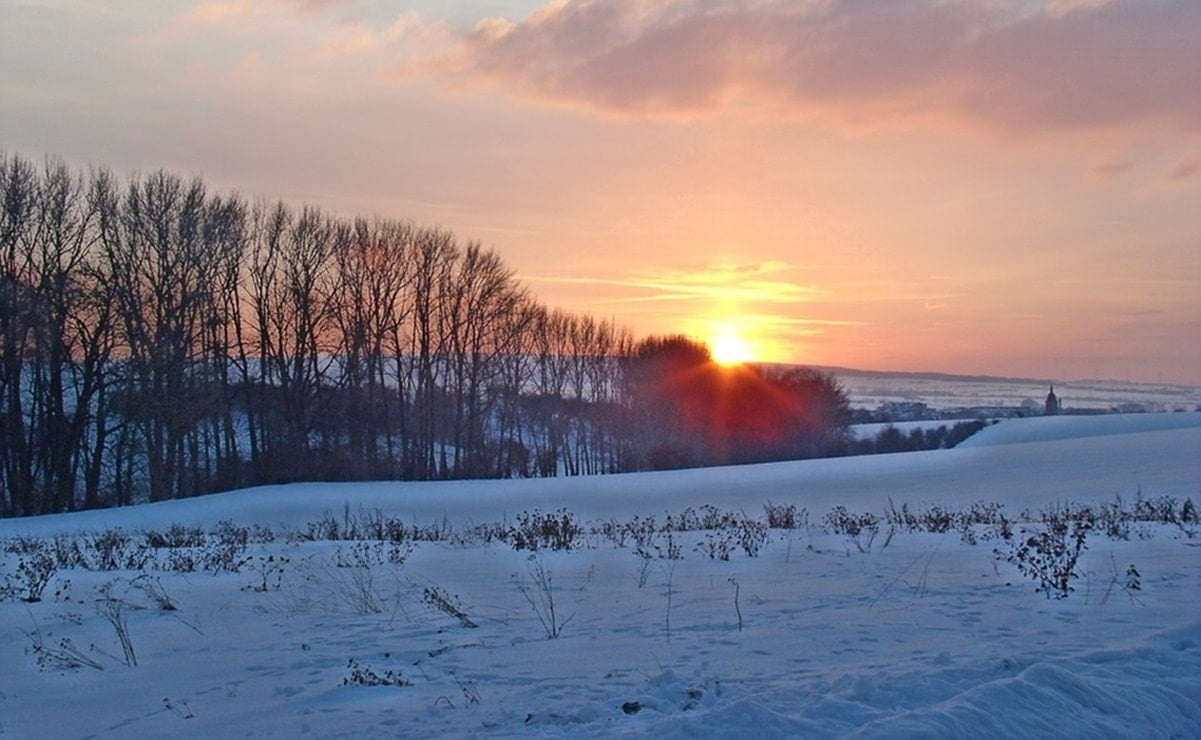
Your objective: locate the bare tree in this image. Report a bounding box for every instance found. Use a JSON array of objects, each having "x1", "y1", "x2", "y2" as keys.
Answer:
[
  {"x1": 246, "y1": 202, "x2": 342, "y2": 481},
  {"x1": 0, "y1": 153, "x2": 40, "y2": 514},
  {"x1": 527, "y1": 308, "x2": 572, "y2": 476},
  {"x1": 0, "y1": 155, "x2": 115, "y2": 514},
  {"x1": 399, "y1": 227, "x2": 456, "y2": 479},
  {"x1": 328, "y1": 217, "x2": 413, "y2": 475},
  {"x1": 490, "y1": 296, "x2": 542, "y2": 477},
  {"x1": 101, "y1": 171, "x2": 236, "y2": 501},
  {"x1": 440, "y1": 243, "x2": 528, "y2": 477},
  {"x1": 195, "y1": 192, "x2": 249, "y2": 492}
]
